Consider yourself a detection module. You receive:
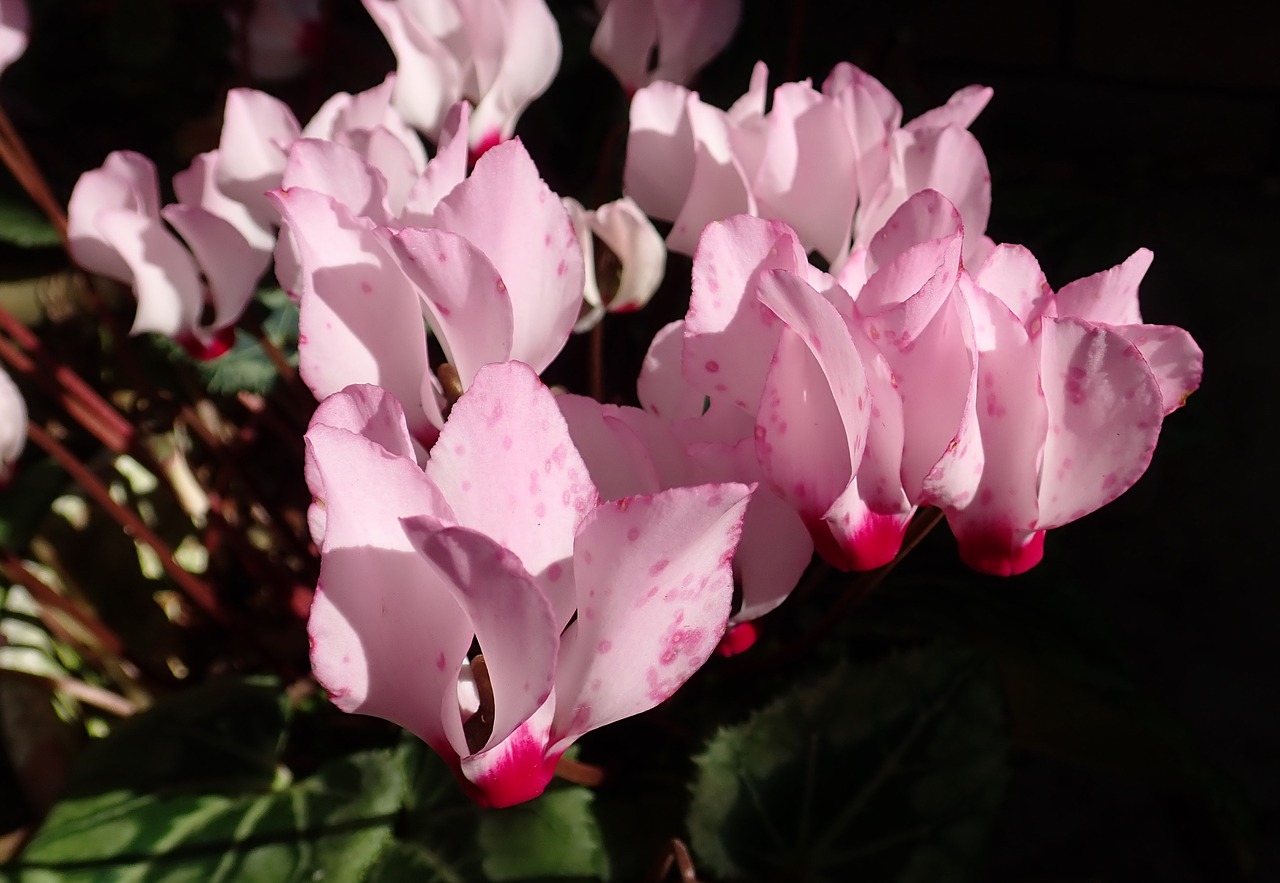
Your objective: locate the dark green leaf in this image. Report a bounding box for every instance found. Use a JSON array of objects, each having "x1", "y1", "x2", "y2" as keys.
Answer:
[
  {"x1": 56, "y1": 677, "x2": 289, "y2": 798},
  {"x1": 8, "y1": 747, "x2": 410, "y2": 882},
  {"x1": 478, "y1": 786, "x2": 609, "y2": 881},
  {"x1": 196, "y1": 331, "x2": 280, "y2": 395},
  {"x1": 0, "y1": 197, "x2": 60, "y2": 248},
  {"x1": 0, "y1": 460, "x2": 68, "y2": 551},
  {"x1": 854, "y1": 577, "x2": 1256, "y2": 865},
  {"x1": 688, "y1": 645, "x2": 1007, "y2": 883}
]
